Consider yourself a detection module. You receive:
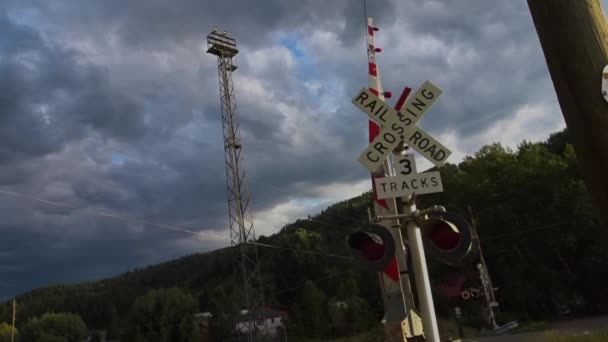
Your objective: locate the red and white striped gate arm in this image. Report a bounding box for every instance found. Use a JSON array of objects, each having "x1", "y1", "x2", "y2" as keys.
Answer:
[{"x1": 366, "y1": 17, "x2": 390, "y2": 210}]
